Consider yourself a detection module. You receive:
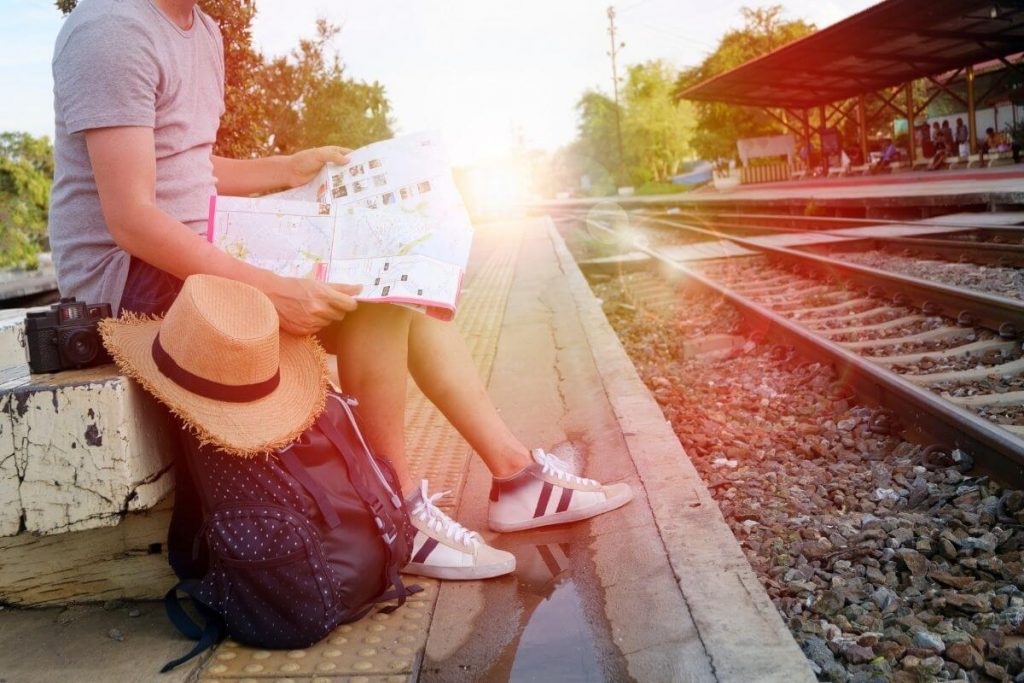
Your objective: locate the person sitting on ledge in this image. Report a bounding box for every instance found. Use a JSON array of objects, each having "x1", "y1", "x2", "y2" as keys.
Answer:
[
  {"x1": 869, "y1": 139, "x2": 897, "y2": 174},
  {"x1": 979, "y1": 127, "x2": 1021, "y2": 165},
  {"x1": 927, "y1": 124, "x2": 951, "y2": 171},
  {"x1": 50, "y1": 0, "x2": 633, "y2": 582}
]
